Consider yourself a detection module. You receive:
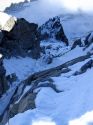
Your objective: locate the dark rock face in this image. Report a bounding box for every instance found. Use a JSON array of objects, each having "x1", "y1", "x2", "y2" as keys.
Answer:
[
  {"x1": 1, "y1": 18, "x2": 40, "y2": 59},
  {"x1": 84, "y1": 33, "x2": 92, "y2": 46},
  {"x1": 9, "y1": 92, "x2": 36, "y2": 118},
  {"x1": 80, "y1": 59, "x2": 93, "y2": 72},
  {"x1": 71, "y1": 39, "x2": 83, "y2": 50},
  {"x1": 84, "y1": 32, "x2": 93, "y2": 48},
  {"x1": 71, "y1": 32, "x2": 93, "y2": 51},
  {"x1": 6, "y1": 73, "x2": 18, "y2": 85},
  {"x1": 39, "y1": 16, "x2": 68, "y2": 45},
  {"x1": 0, "y1": 17, "x2": 68, "y2": 59},
  {"x1": 71, "y1": 32, "x2": 93, "y2": 50},
  {"x1": 43, "y1": 54, "x2": 53, "y2": 64},
  {"x1": 0, "y1": 57, "x2": 8, "y2": 97},
  {"x1": 73, "y1": 59, "x2": 93, "y2": 76},
  {"x1": 0, "y1": 32, "x2": 3, "y2": 44}
]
